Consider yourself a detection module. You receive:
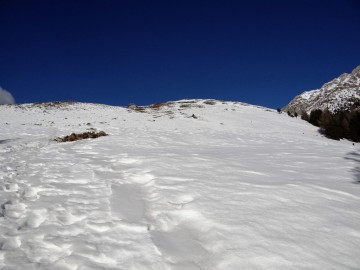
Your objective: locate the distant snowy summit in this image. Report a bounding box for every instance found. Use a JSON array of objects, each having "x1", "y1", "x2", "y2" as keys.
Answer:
[{"x1": 284, "y1": 65, "x2": 360, "y2": 113}]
